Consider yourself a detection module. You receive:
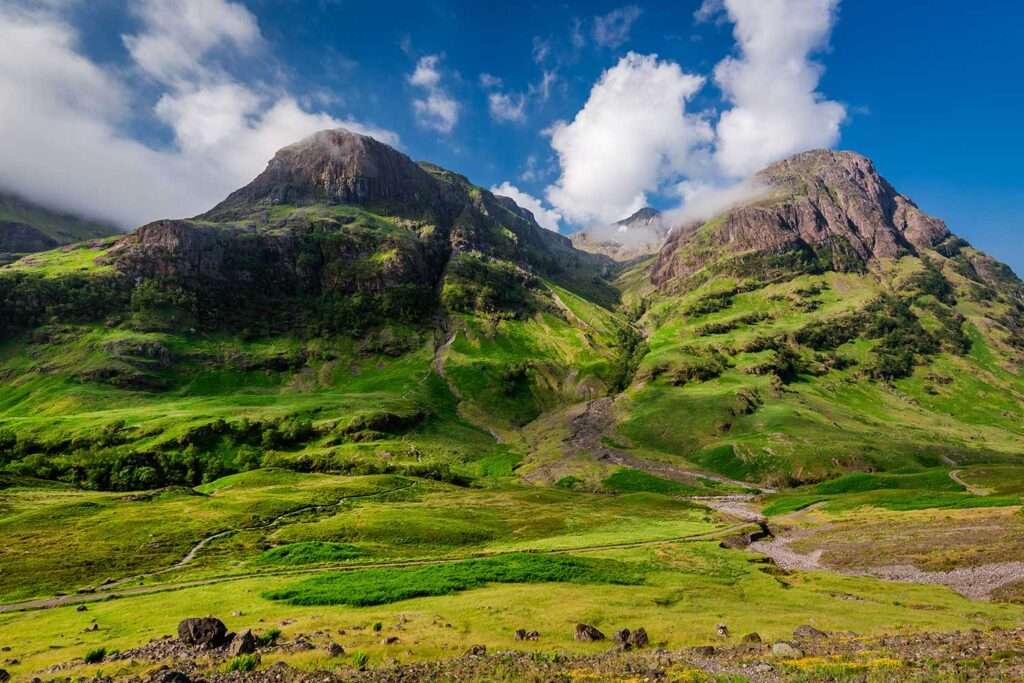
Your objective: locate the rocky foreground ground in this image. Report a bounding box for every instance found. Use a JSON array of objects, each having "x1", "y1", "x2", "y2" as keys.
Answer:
[{"x1": 18, "y1": 617, "x2": 1024, "y2": 683}]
